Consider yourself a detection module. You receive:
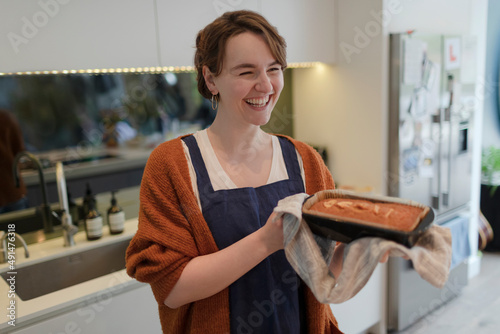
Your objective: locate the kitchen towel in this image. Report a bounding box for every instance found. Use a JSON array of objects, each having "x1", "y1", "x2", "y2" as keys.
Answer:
[{"x1": 273, "y1": 193, "x2": 452, "y2": 304}]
